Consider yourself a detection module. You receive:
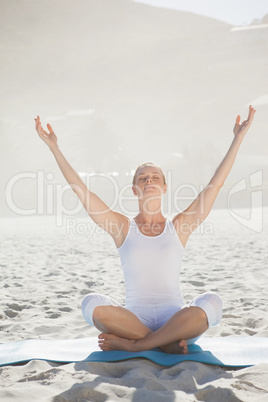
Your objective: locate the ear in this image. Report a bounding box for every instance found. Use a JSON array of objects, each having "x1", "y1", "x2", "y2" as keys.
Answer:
[
  {"x1": 162, "y1": 184, "x2": 167, "y2": 194},
  {"x1": 132, "y1": 185, "x2": 137, "y2": 196}
]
